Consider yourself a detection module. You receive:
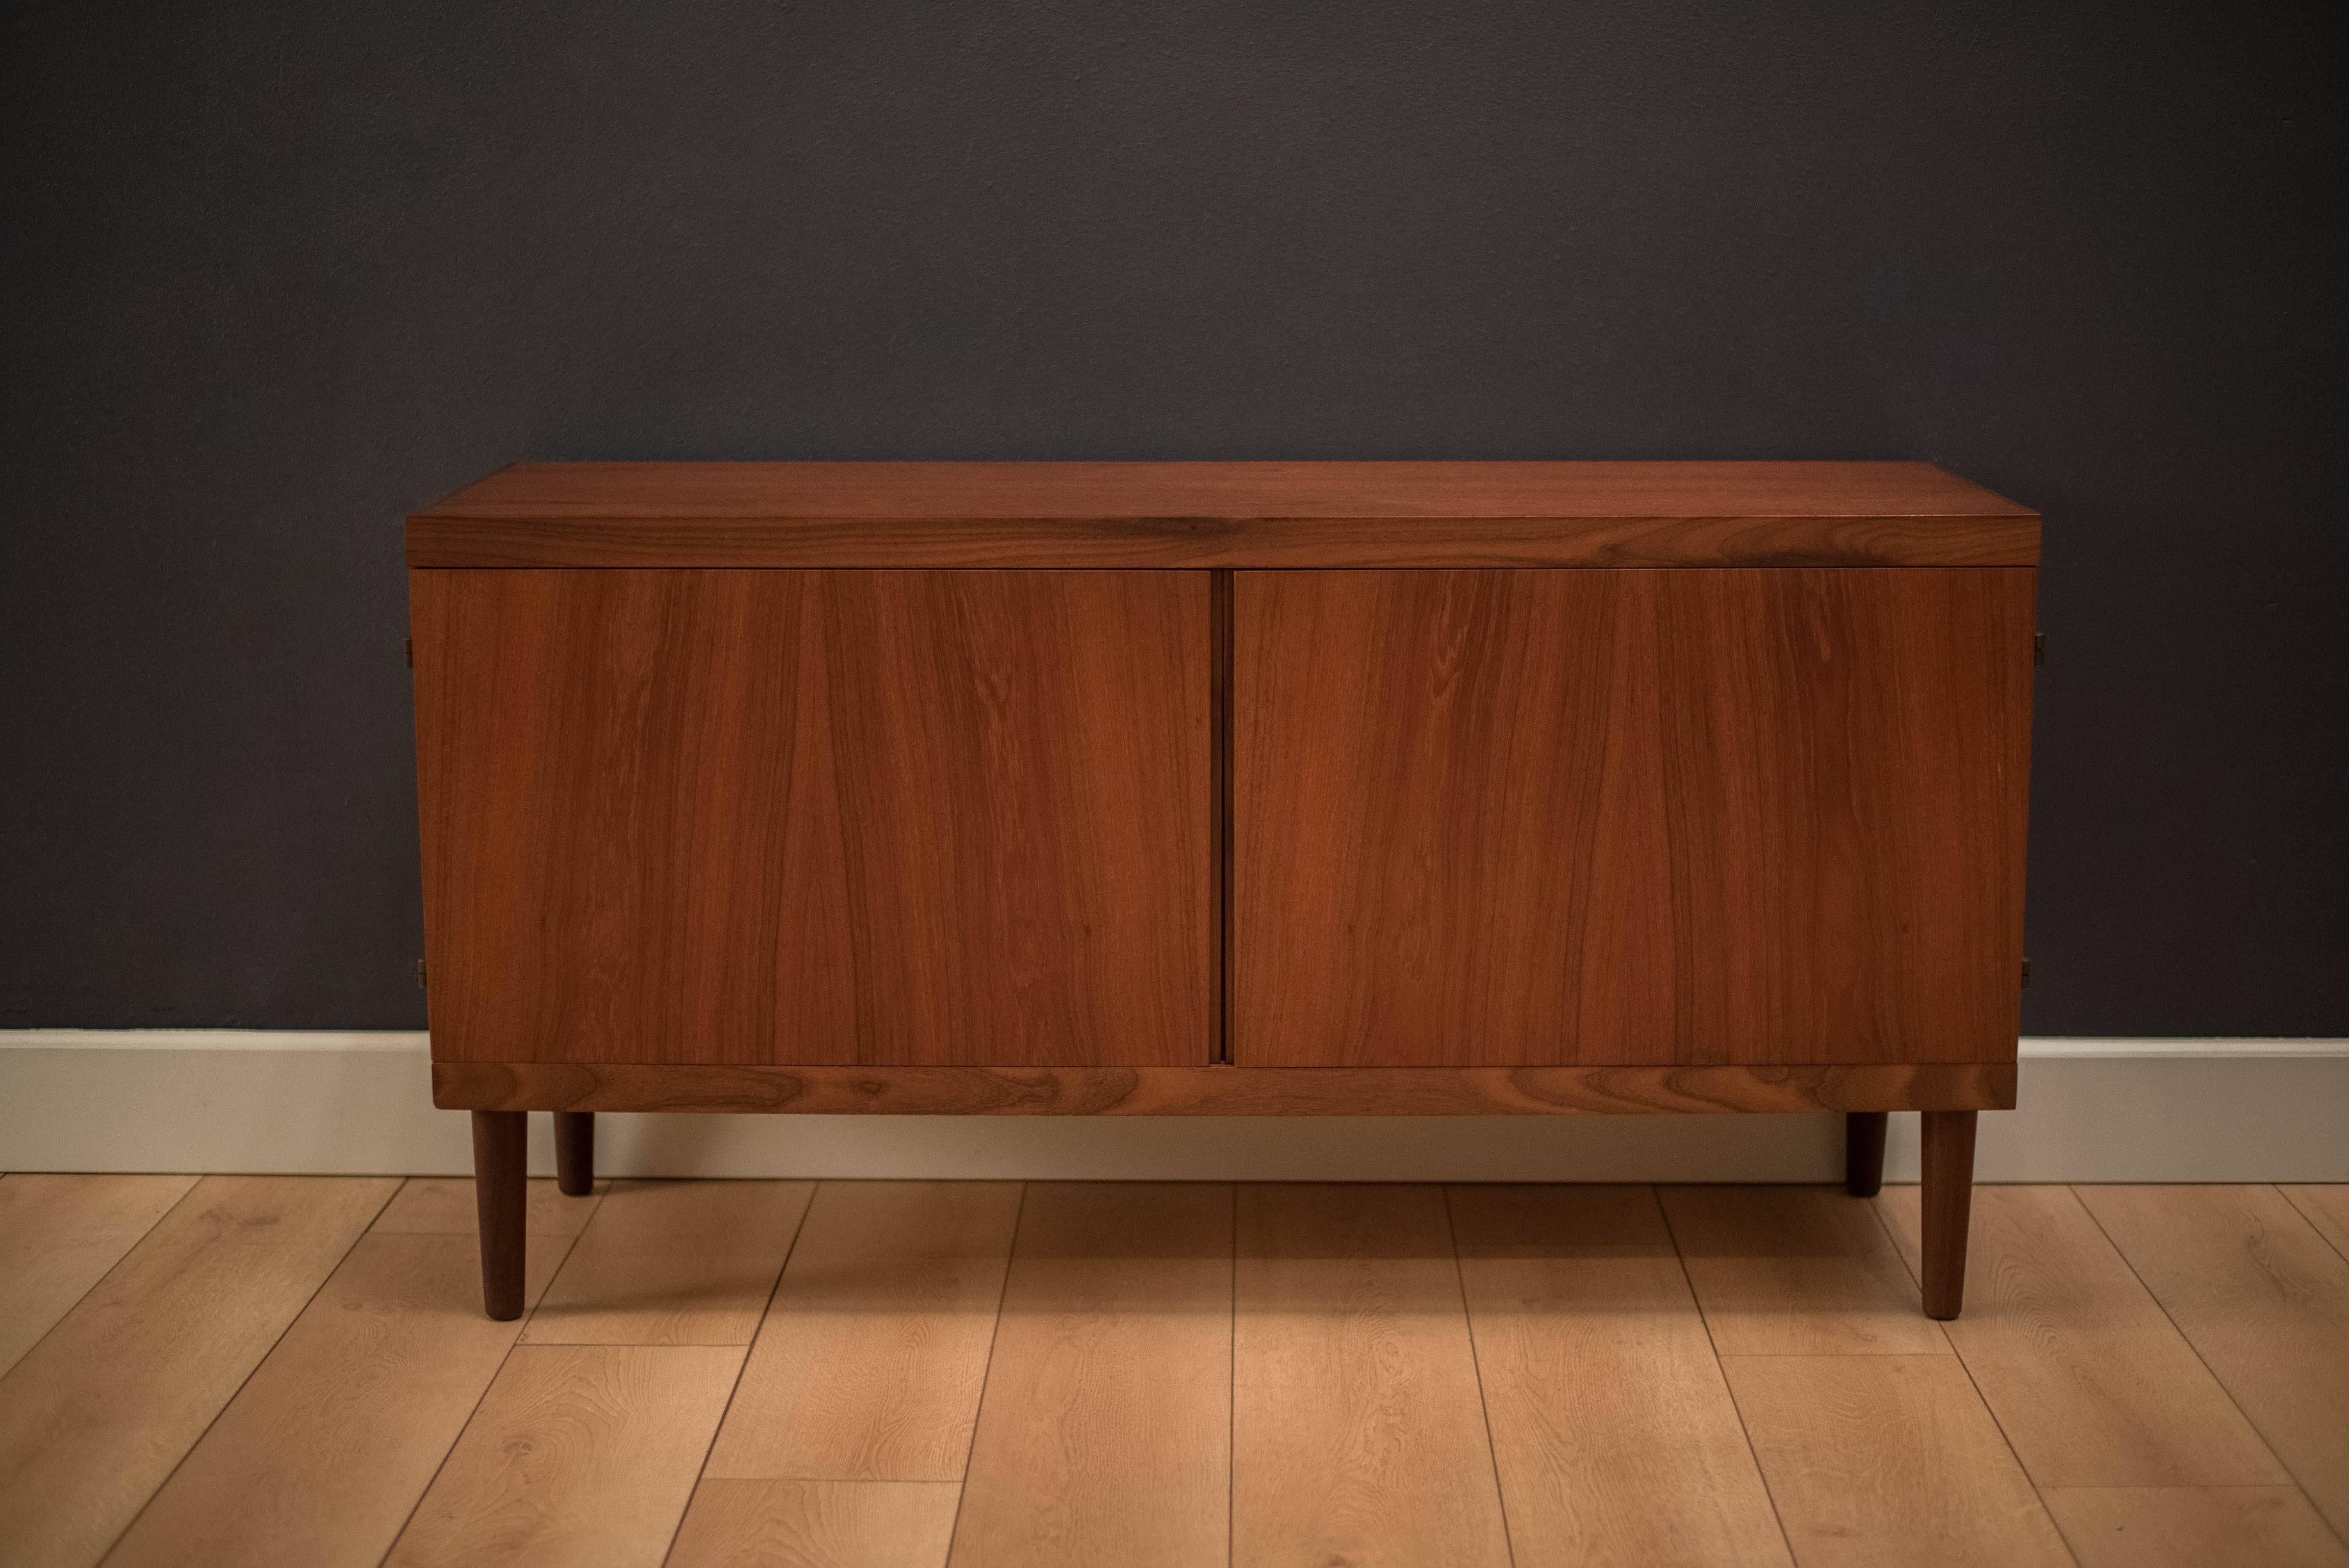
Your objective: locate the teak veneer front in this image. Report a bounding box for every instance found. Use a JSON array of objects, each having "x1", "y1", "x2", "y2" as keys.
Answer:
[
  {"x1": 1235, "y1": 567, "x2": 2033, "y2": 1068},
  {"x1": 408, "y1": 461, "x2": 2039, "y2": 1322},
  {"x1": 412, "y1": 567, "x2": 1212, "y2": 1069}
]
